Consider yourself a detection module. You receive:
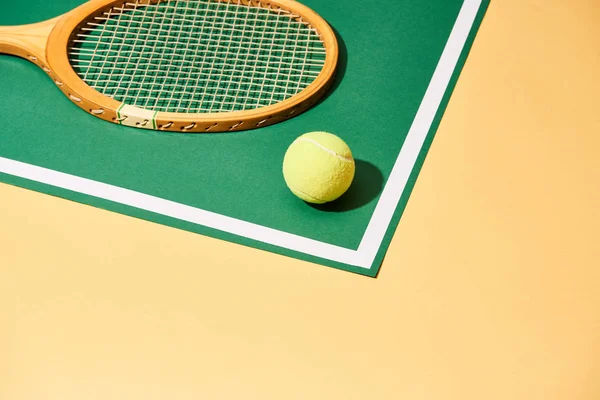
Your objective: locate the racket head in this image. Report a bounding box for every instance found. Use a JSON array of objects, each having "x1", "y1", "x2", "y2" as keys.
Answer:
[{"x1": 45, "y1": 0, "x2": 338, "y2": 132}]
